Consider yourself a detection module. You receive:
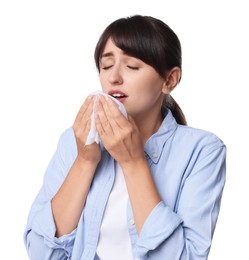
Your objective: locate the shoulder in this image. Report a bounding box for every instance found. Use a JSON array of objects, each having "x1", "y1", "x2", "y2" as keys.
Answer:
[
  {"x1": 58, "y1": 126, "x2": 76, "y2": 145},
  {"x1": 175, "y1": 124, "x2": 226, "y2": 156},
  {"x1": 177, "y1": 124, "x2": 225, "y2": 144},
  {"x1": 56, "y1": 126, "x2": 77, "y2": 161},
  {"x1": 163, "y1": 110, "x2": 225, "y2": 150}
]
